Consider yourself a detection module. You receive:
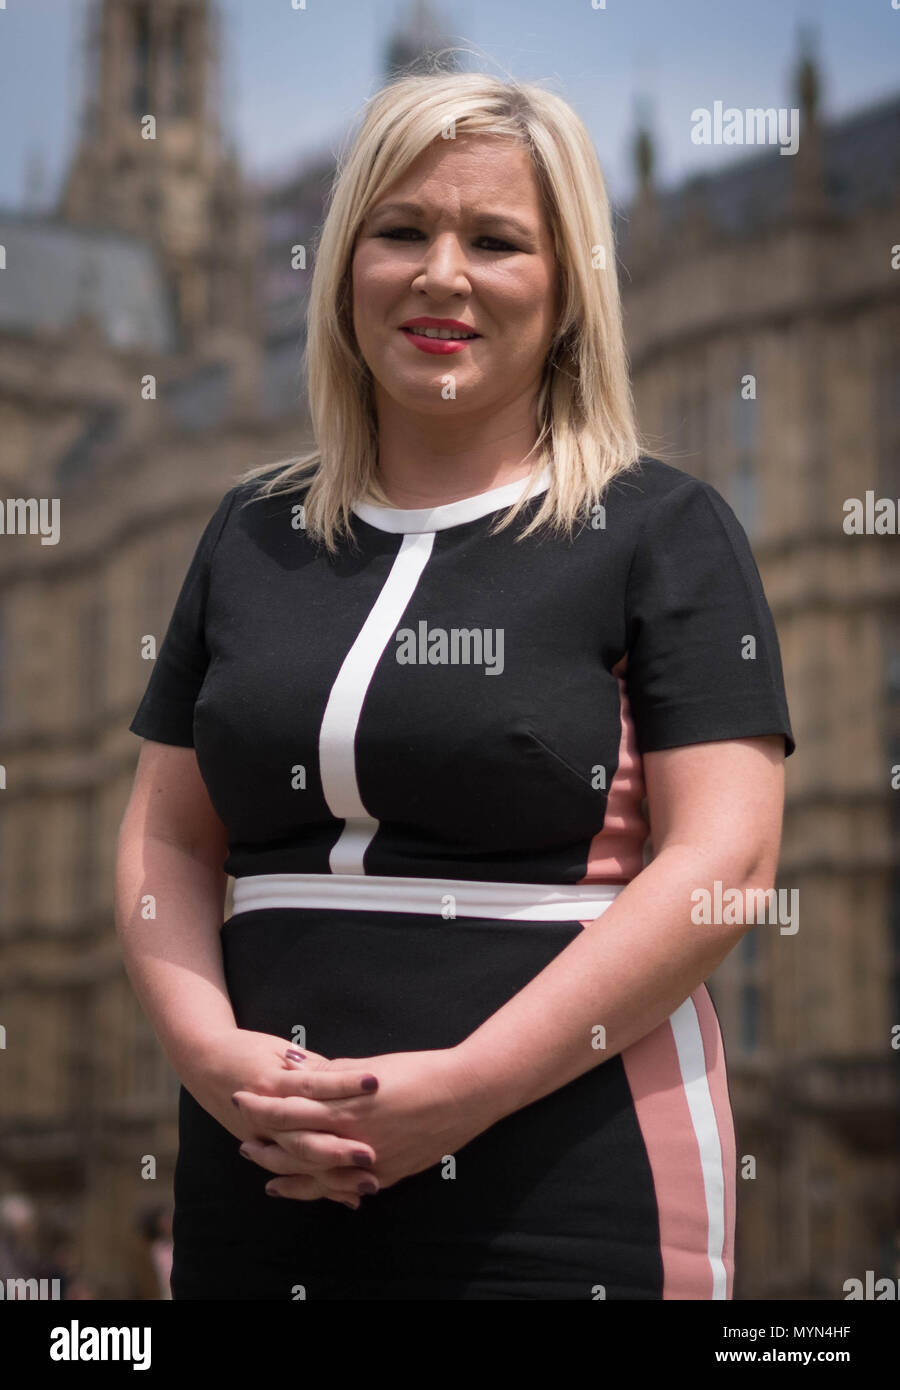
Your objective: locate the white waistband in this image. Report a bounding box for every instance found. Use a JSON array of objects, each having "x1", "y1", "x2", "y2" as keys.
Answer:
[{"x1": 230, "y1": 872, "x2": 624, "y2": 921}]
